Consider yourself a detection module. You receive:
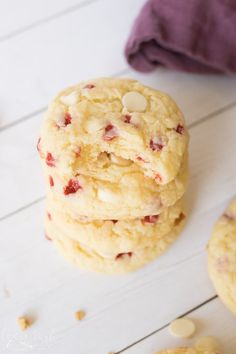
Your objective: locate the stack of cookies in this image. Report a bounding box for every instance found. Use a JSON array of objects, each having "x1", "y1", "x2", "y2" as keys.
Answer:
[{"x1": 38, "y1": 78, "x2": 189, "y2": 274}]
